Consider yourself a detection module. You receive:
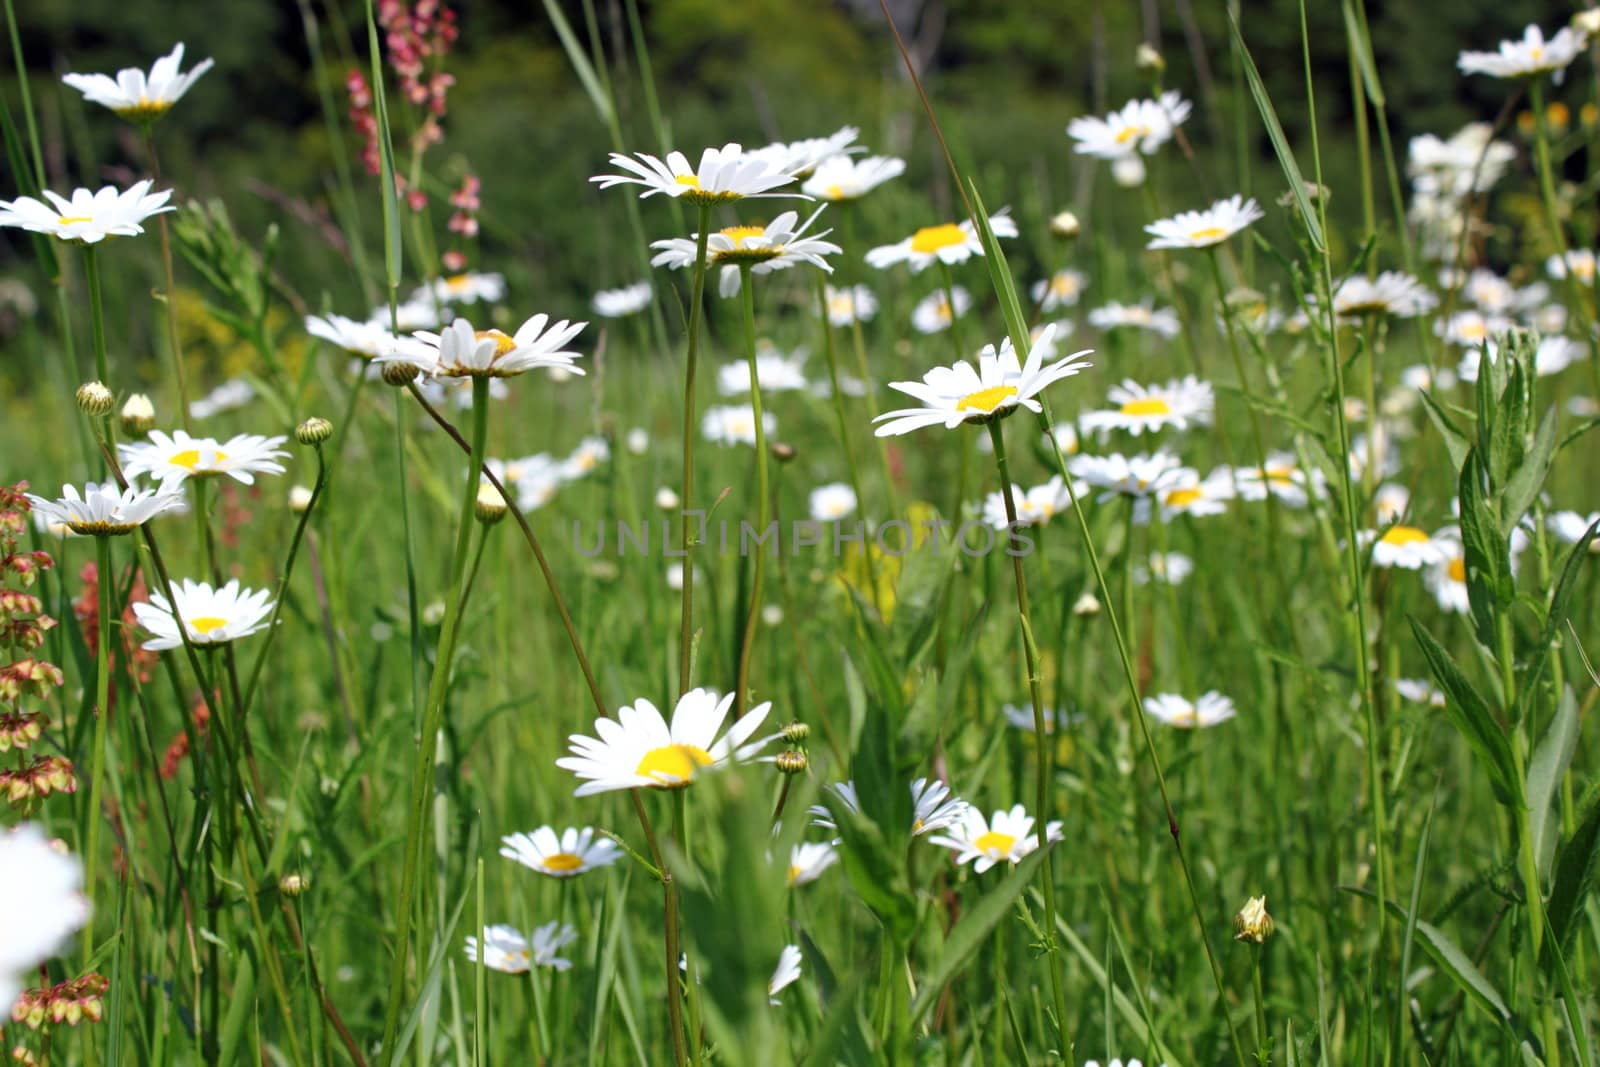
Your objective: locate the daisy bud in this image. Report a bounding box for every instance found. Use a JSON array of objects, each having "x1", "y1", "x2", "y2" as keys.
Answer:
[
  {"x1": 1277, "y1": 181, "x2": 1331, "y2": 208},
  {"x1": 626, "y1": 427, "x2": 649, "y2": 455},
  {"x1": 475, "y1": 482, "x2": 508, "y2": 525},
  {"x1": 1575, "y1": 8, "x2": 1600, "y2": 36},
  {"x1": 288, "y1": 486, "x2": 314, "y2": 514},
  {"x1": 422, "y1": 600, "x2": 447, "y2": 626},
  {"x1": 295, "y1": 416, "x2": 333, "y2": 446},
  {"x1": 119, "y1": 393, "x2": 155, "y2": 435},
  {"x1": 1234, "y1": 895, "x2": 1274, "y2": 943},
  {"x1": 381, "y1": 360, "x2": 421, "y2": 387},
  {"x1": 1048, "y1": 211, "x2": 1081, "y2": 239},
  {"x1": 775, "y1": 750, "x2": 807, "y2": 775},
  {"x1": 278, "y1": 872, "x2": 310, "y2": 896},
  {"x1": 655, "y1": 487, "x2": 681, "y2": 511},
  {"x1": 76, "y1": 381, "x2": 114, "y2": 417},
  {"x1": 1135, "y1": 42, "x2": 1165, "y2": 73},
  {"x1": 778, "y1": 721, "x2": 809, "y2": 744},
  {"x1": 771, "y1": 442, "x2": 797, "y2": 463},
  {"x1": 1111, "y1": 155, "x2": 1147, "y2": 188},
  {"x1": 1072, "y1": 592, "x2": 1101, "y2": 616},
  {"x1": 761, "y1": 604, "x2": 784, "y2": 626}
]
